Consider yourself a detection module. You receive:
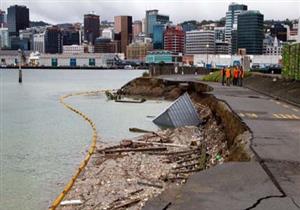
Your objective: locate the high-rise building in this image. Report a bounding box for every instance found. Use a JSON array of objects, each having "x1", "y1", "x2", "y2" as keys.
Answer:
[
  {"x1": 153, "y1": 24, "x2": 165, "y2": 49},
  {"x1": 114, "y1": 16, "x2": 132, "y2": 54},
  {"x1": 0, "y1": 28, "x2": 9, "y2": 49},
  {"x1": 33, "y1": 32, "x2": 45, "y2": 53},
  {"x1": 45, "y1": 26, "x2": 63, "y2": 54},
  {"x1": 7, "y1": 5, "x2": 29, "y2": 37},
  {"x1": 164, "y1": 25, "x2": 185, "y2": 54},
  {"x1": 185, "y1": 30, "x2": 215, "y2": 54},
  {"x1": 270, "y1": 23, "x2": 287, "y2": 42},
  {"x1": 94, "y1": 37, "x2": 117, "y2": 53},
  {"x1": 133, "y1": 20, "x2": 142, "y2": 38},
  {"x1": 84, "y1": 14, "x2": 100, "y2": 45},
  {"x1": 225, "y1": 3, "x2": 247, "y2": 54},
  {"x1": 237, "y1": 10, "x2": 264, "y2": 55},
  {"x1": 0, "y1": 10, "x2": 6, "y2": 27},
  {"x1": 145, "y1": 10, "x2": 169, "y2": 37},
  {"x1": 62, "y1": 29, "x2": 80, "y2": 46}
]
